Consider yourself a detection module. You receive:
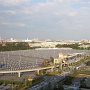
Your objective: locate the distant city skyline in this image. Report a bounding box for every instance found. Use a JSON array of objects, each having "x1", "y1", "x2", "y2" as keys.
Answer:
[{"x1": 0, "y1": 0, "x2": 90, "y2": 40}]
